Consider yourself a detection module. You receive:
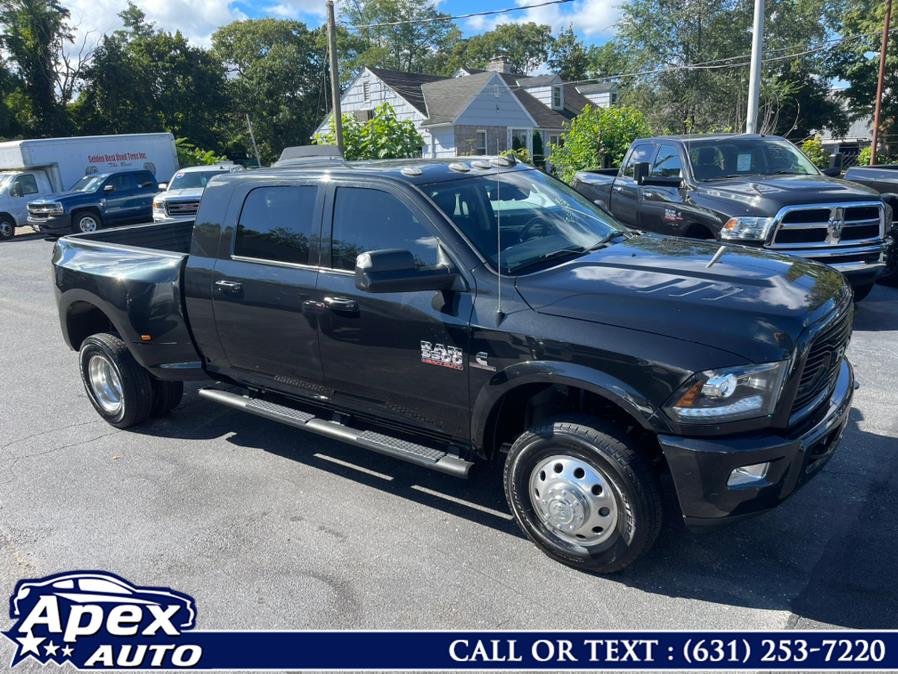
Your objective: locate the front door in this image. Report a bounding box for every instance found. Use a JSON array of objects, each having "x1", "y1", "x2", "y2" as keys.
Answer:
[
  {"x1": 315, "y1": 183, "x2": 471, "y2": 440},
  {"x1": 612, "y1": 143, "x2": 656, "y2": 227},
  {"x1": 639, "y1": 143, "x2": 688, "y2": 235},
  {"x1": 211, "y1": 182, "x2": 325, "y2": 396}
]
